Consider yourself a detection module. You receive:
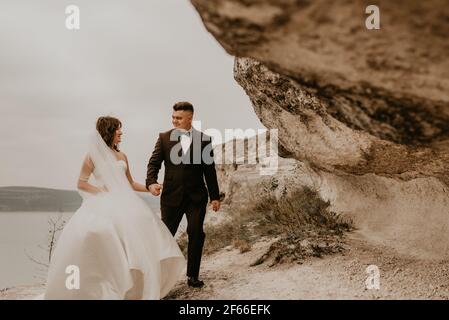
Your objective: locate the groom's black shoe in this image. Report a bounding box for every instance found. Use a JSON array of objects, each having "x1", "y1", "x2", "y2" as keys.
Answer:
[{"x1": 187, "y1": 277, "x2": 204, "y2": 288}]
